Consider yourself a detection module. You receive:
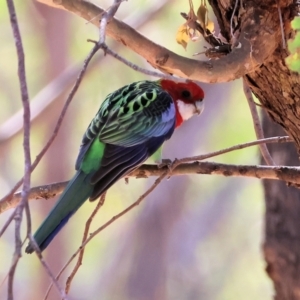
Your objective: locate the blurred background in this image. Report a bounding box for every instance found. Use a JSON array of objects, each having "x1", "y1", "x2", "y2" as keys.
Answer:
[{"x1": 0, "y1": 1, "x2": 273, "y2": 299}]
